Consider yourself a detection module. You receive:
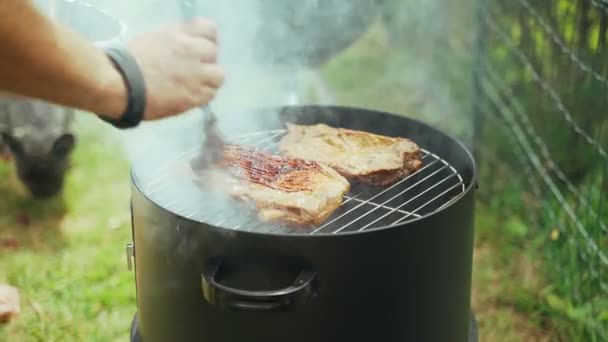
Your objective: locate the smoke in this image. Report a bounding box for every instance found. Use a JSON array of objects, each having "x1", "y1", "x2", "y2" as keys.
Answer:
[
  {"x1": 40, "y1": 0, "x2": 476, "y2": 226},
  {"x1": 88, "y1": 1, "x2": 388, "y2": 182},
  {"x1": 44, "y1": 0, "x2": 476, "y2": 151}
]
